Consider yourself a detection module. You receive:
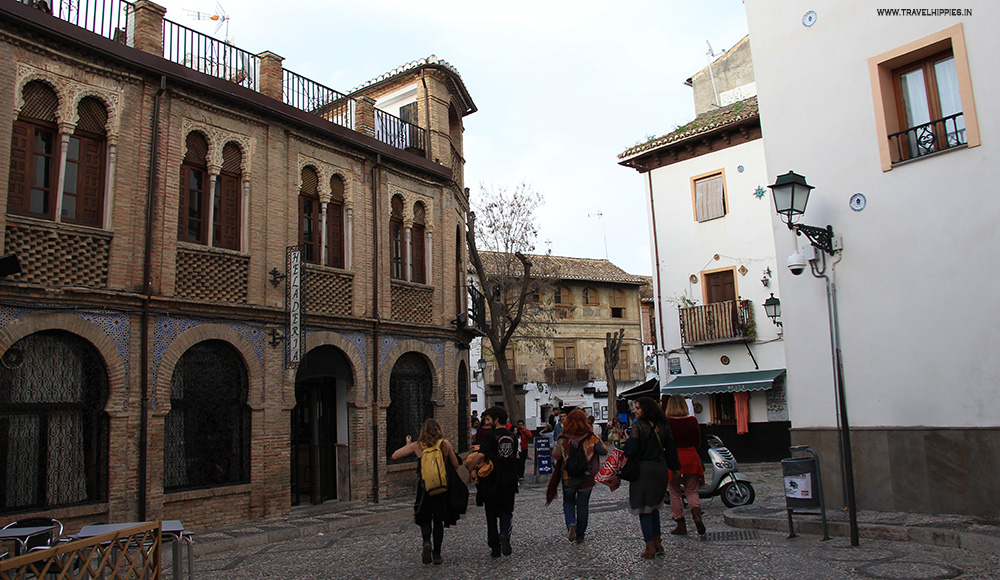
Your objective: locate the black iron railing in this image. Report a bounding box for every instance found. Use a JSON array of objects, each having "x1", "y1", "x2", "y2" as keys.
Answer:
[
  {"x1": 679, "y1": 299, "x2": 755, "y2": 346},
  {"x1": 162, "y1": 19, "x2": 259, "y2": 90},
  {"x1": 18, "y1": 0, "x2": 134, "y2": 42},
  {"x1": 283, "y1": 69, "x2": 355, "y2": 130},
  {"x1": 469, "y1": 285, "x2": 487, "y2": 334},
  {"x1": 544, "y1": 367, "x2": 591, "y2": 383},
  {"x1": 889, "y1": 112, "x2": 966, "y2": 163},
  {"x1": 374, "y1": 108, "x2": 426, "y2": 155}
]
